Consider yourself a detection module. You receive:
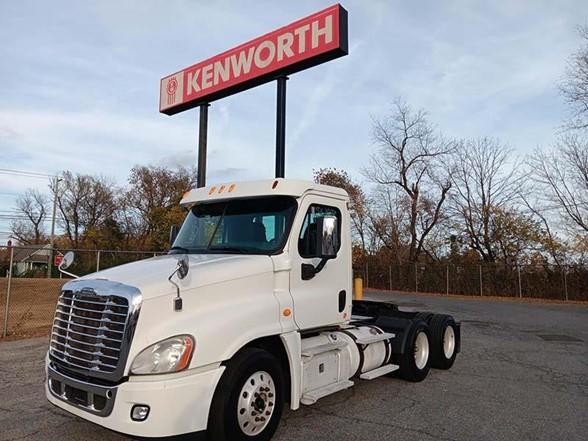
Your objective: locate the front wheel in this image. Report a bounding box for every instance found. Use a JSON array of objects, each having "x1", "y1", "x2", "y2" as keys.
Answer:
[{"x1": 208, "y1": 348, "x2": 284, "y2": 441}]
